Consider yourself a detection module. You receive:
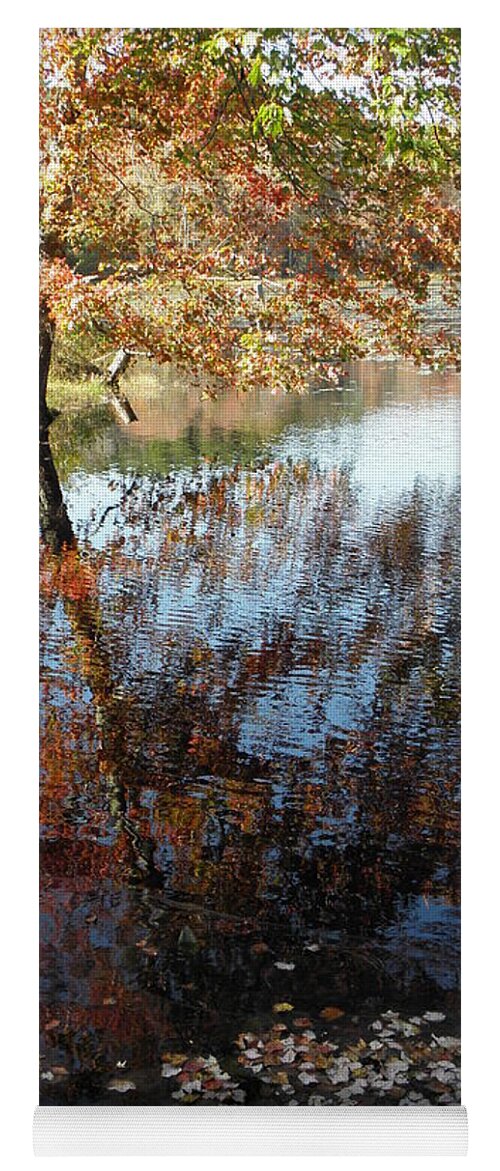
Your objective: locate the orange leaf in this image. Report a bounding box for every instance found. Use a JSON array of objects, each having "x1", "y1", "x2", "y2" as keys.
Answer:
[{"x1": 320, "y1": 1006, "x2": 345, "y2": 1021}]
